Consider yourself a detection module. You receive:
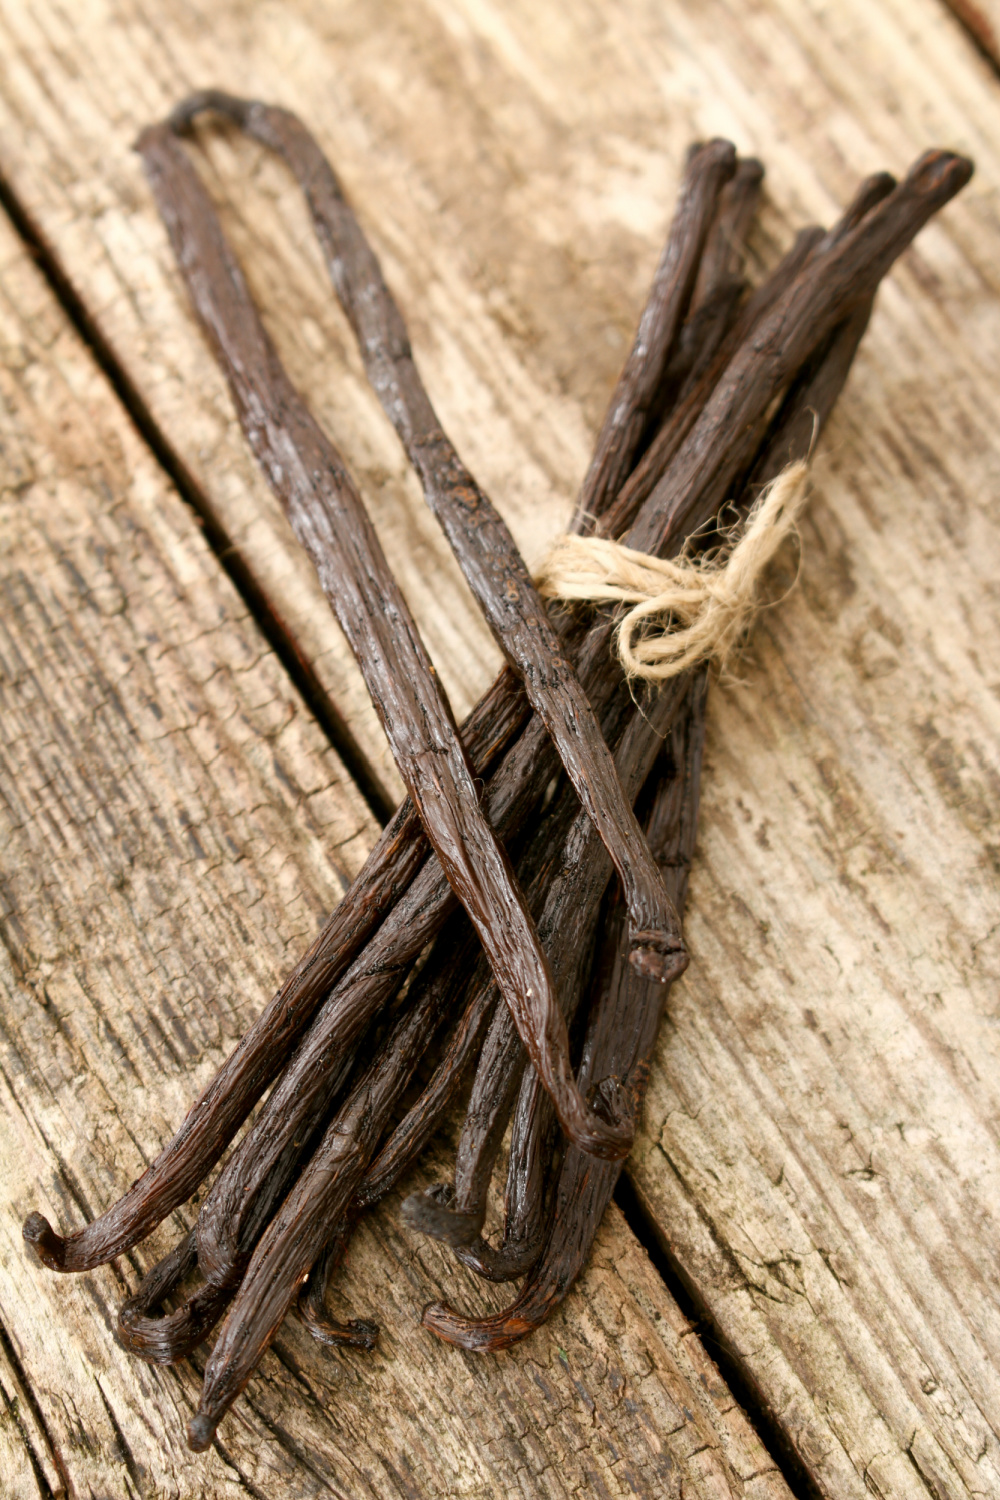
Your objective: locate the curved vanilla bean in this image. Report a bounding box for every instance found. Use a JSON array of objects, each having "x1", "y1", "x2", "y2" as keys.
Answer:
[
  {"x1": 26, "y1": 145, "x2": 968, "y2": 1286},
  {"x1": 117, "y1": 1237, "x2": 237, "y2": 1365},
  {"x1": 424, "y1": 671, "x2": 708, "y2": 1350},
  {"x1": 297, "y1": 1217, "x2": 379, "y2": 1350},
  {"x1": 452, "y1": 1059, "x2": 558, "y2": 1283},
  {"x1": 403, "y1": 671, "x2": 689, "y2": 1248},
  {"x1": 186, "y1": 919, "x2": 478, "y2": 1453},
  {"x1": 23, "y1": 671, "x2": 526, "y2": 1274},
  {"x1": 136, "y1": 122, "x2": 642, "y2": 1165},
  {"x1": 167, "y1": 93, "x2": 688, "y2": 985},
  {"x1": 21, "y1": 134, "x2": 763, "y2": 1275}
]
